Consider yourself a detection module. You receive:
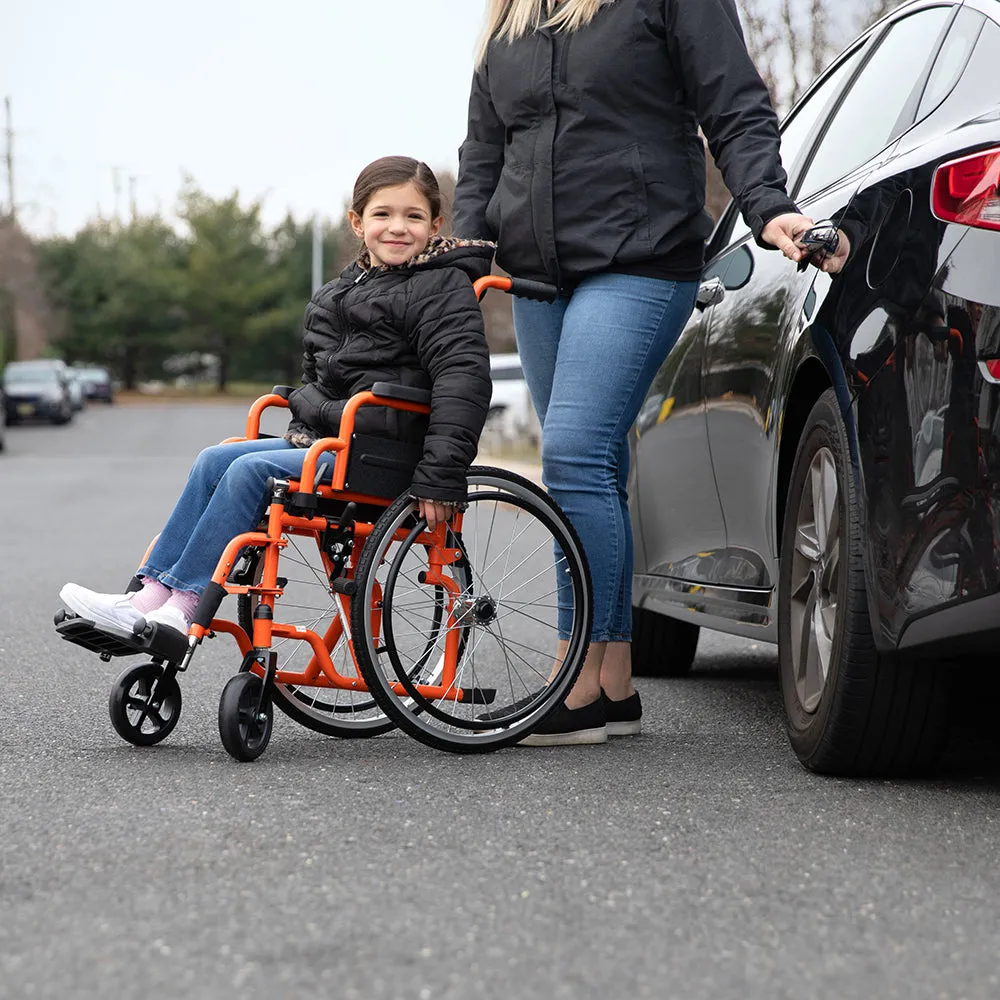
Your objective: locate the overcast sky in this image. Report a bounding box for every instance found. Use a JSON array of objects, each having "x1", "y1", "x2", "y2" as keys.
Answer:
[{"x1": 3, "y1": 0, "x2": 487, "y2": 236}]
